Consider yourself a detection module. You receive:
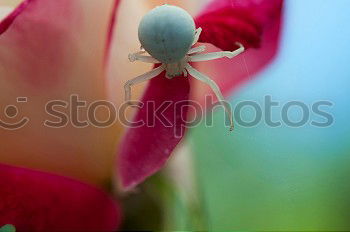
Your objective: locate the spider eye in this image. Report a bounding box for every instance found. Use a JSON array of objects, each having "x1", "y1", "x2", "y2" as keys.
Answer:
[{"x1": 138, "y1": 5, "x2": 196, "y2": 64}]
